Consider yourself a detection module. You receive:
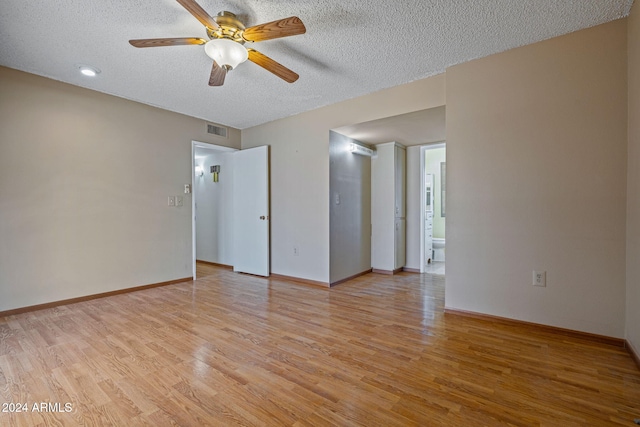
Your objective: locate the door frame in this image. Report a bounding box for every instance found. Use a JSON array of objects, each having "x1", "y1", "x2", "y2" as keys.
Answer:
[
  {"x1": 420, "y1": 141, "x2": 446, "y2": 273},
  {"x1": 191, "y1": 140, "x2": 237, "y2": 279}
]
